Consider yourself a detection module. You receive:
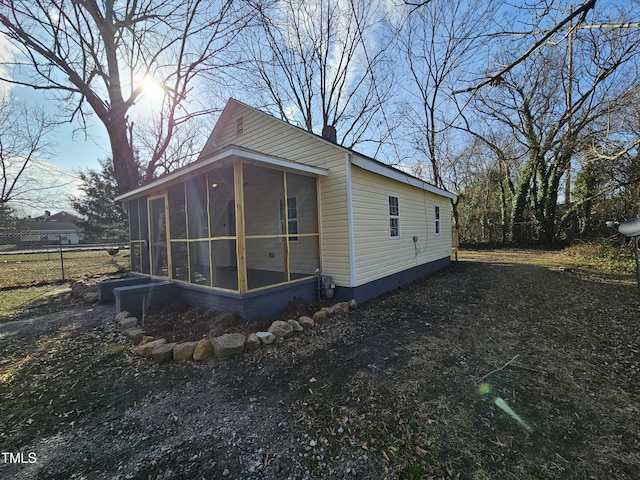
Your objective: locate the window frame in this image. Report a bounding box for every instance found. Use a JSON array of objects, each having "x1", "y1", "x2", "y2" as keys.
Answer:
[
  {"x1": 279, "y1": 196, "x2": 299, "y2": 242},
  {"x1": 435, "y1": 205, "x2": 441, "y2": 236},
  {"x1": 388, "y1": 195, "x2": 400, "y2": 239}
]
